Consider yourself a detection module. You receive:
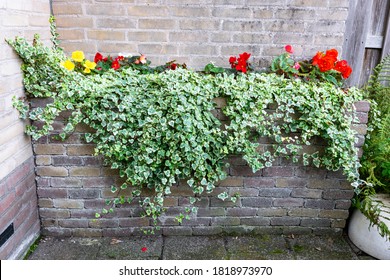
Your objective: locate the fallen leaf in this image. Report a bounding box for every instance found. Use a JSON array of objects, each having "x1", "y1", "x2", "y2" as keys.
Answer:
[{"x1": 110, "y1": 238, "x2": 123, "y2": 245}]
